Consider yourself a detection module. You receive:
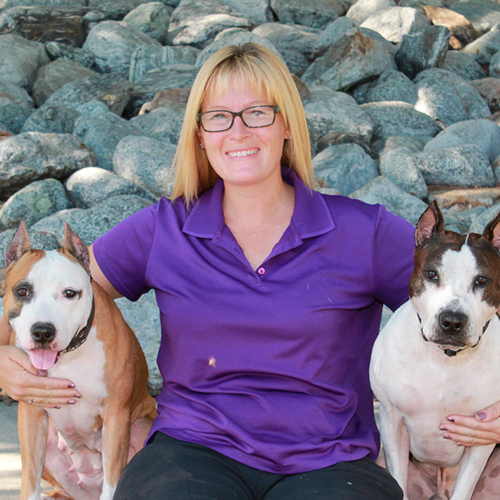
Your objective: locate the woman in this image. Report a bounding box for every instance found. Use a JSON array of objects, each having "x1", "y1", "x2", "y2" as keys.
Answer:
[{"x1": 1, "y1": 43, "x2": 499, "y2": 499}]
